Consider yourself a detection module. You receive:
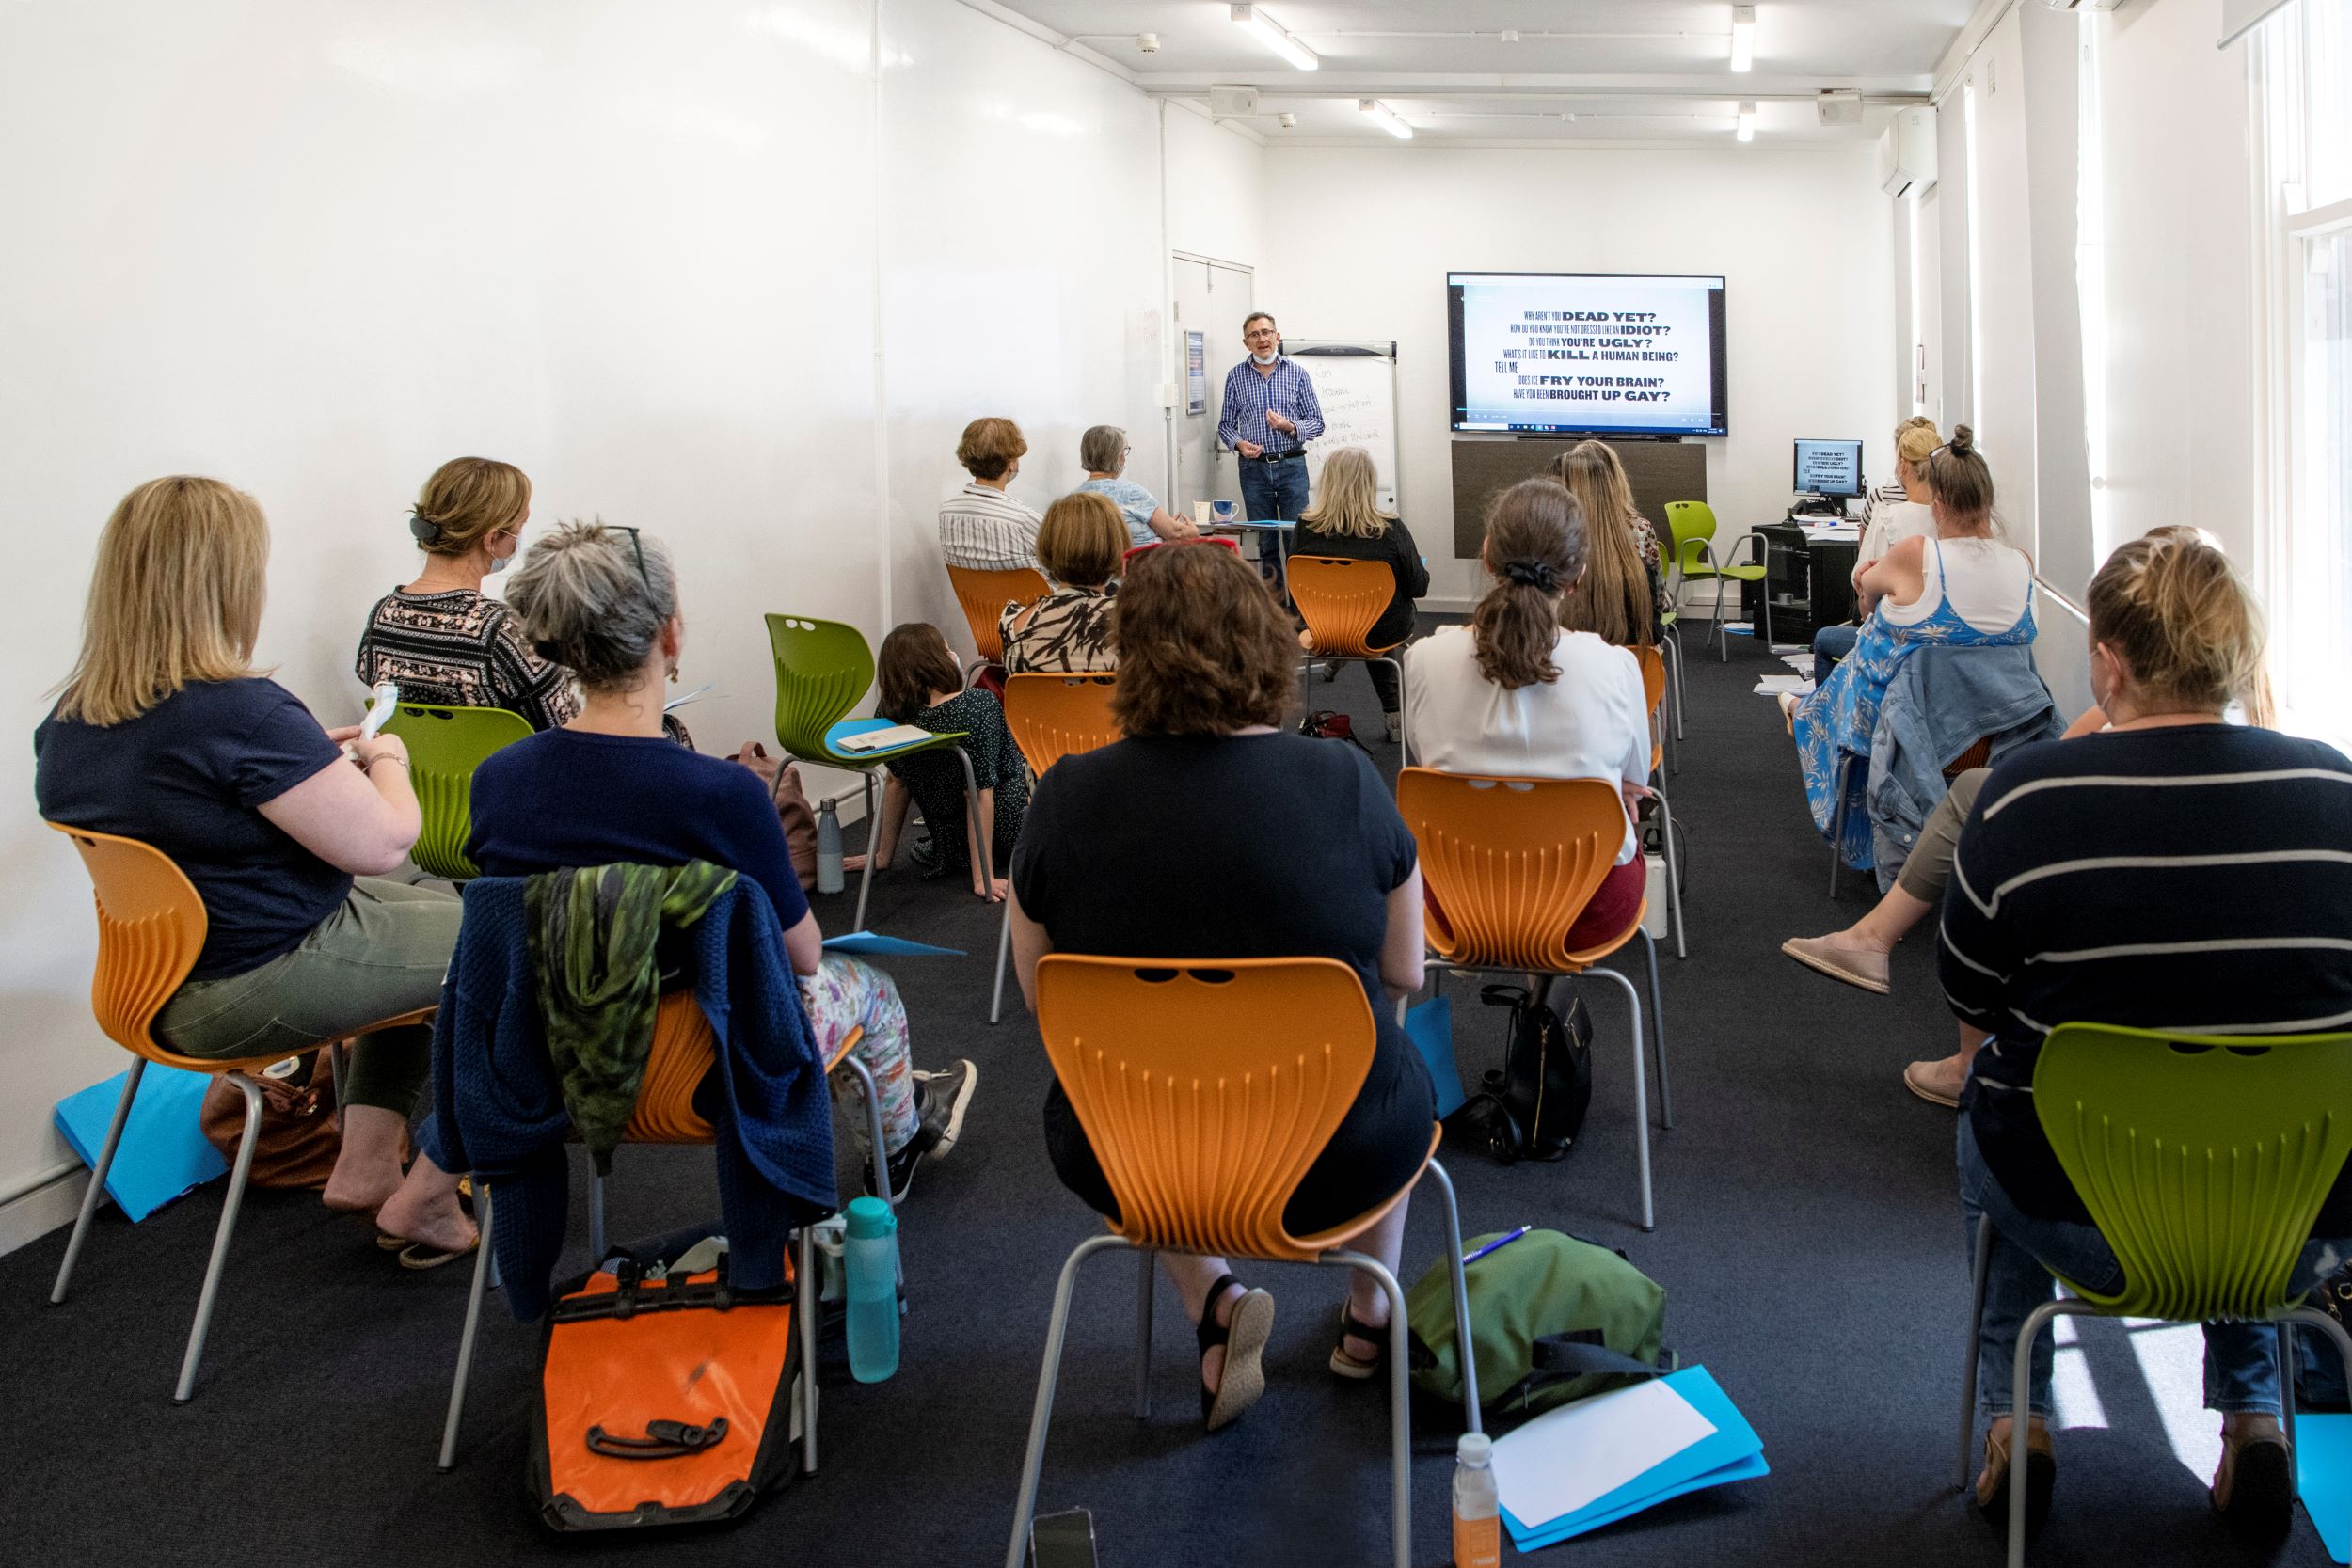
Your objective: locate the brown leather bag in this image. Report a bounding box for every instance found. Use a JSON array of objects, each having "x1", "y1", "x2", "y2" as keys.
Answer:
[
  {"x1": 198, "y1": 1053, "x2": 359, "y2": 1190},
  {"x1": 729, "y1": 742, "x2": 819, "y2": 890}
]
